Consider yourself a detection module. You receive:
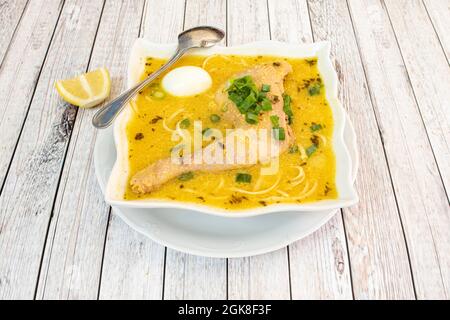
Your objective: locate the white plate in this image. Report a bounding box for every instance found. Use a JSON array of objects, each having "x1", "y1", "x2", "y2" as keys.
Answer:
[
  {"x1": 105, "y1": 39, "x2": 358, "y2": 216},
  {"x1": 94, "y1": 112, "x2": 358, "y2": 258}
]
